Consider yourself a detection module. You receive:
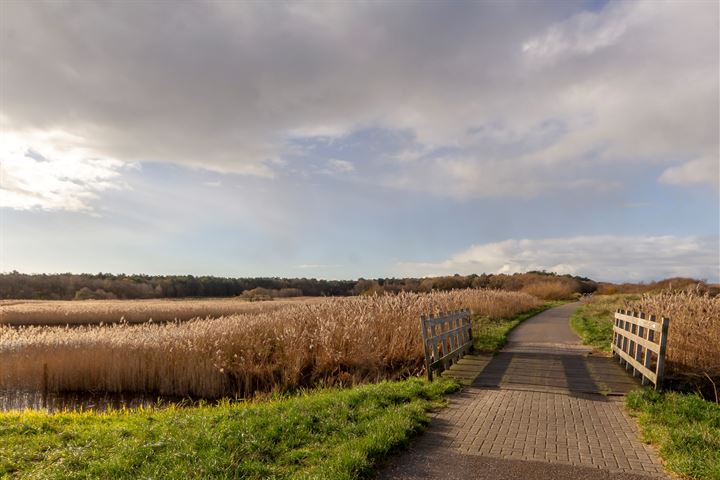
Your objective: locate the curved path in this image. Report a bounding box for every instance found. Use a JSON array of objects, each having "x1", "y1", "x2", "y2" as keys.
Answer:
[{"x1": 376, "y1": 303, "x2": 666, "y2": 479}]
